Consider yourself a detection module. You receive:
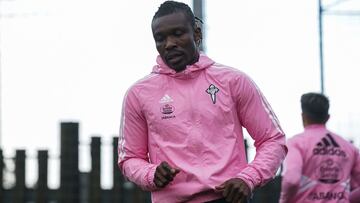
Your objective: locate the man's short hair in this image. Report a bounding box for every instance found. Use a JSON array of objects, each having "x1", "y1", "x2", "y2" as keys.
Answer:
[
  {"x1": 301, "y1": 92, "x2": 329, "y2": 123},
  {"x1": 152, "y1": 1, "x2": 196, "y2": 27}
]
